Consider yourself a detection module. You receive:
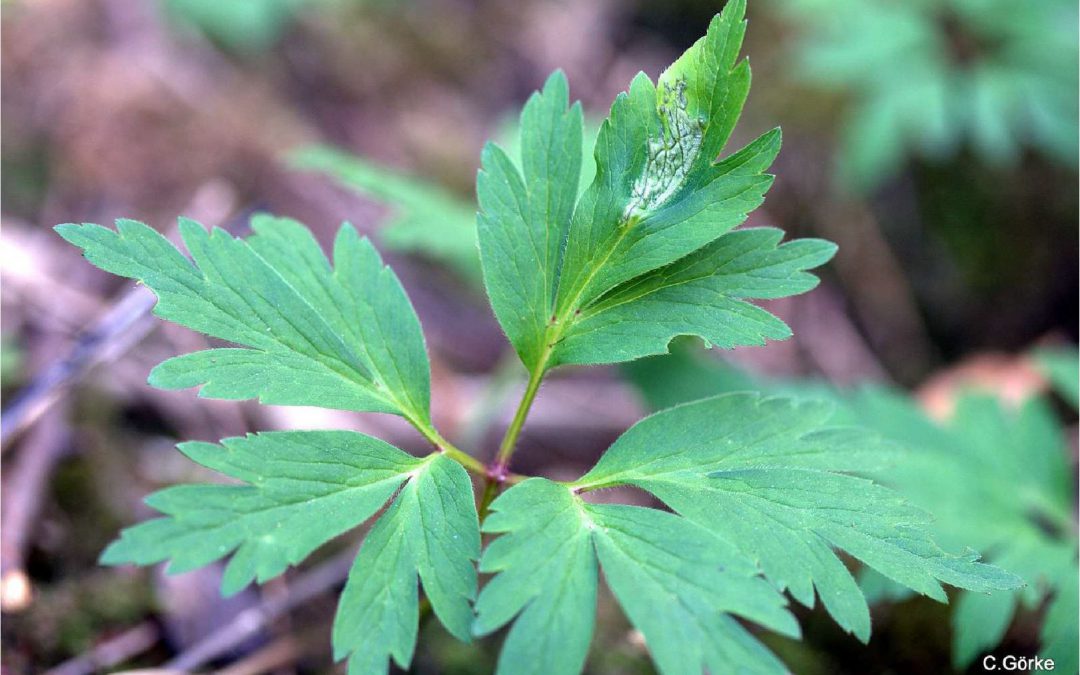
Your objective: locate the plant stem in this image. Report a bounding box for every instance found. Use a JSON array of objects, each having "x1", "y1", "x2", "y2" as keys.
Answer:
[
  {"x1": 413, "y1": 418, "x2": 487, "y2": 475},
  {"x1": 413, "y1": 416, "x2": 533, "y2": 488},
  {"x1": 477, "y1": 478, "x2": 500, "y2": 521},
  {"x1": 442, "y1": 444, "x2": 489, "y2": 476},
  {"x1": 476, "y1": 359, "x2": 548, "y2": 518},
  {"x1": 493, "y1": 366, "x2": 545, "y2": 472}
]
